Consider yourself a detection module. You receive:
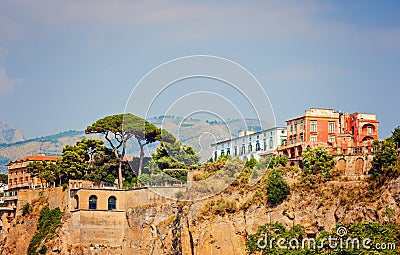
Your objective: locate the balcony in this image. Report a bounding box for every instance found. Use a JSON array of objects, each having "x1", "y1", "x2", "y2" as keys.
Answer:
[{"x1": 3, "y1": 196, "x2": 17, "y2": 201}]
